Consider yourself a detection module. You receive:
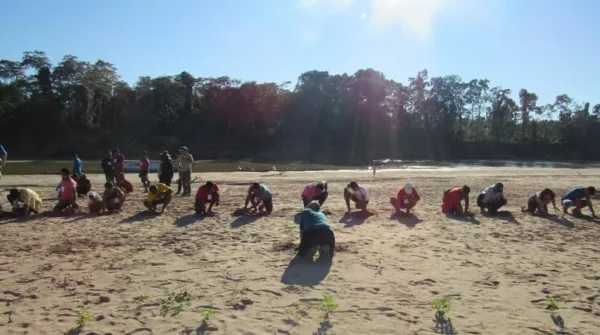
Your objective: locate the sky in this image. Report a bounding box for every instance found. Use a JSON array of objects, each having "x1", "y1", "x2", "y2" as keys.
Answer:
[{"x1": 1, "y1": 0, "x2": 599, "y2": 104}]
